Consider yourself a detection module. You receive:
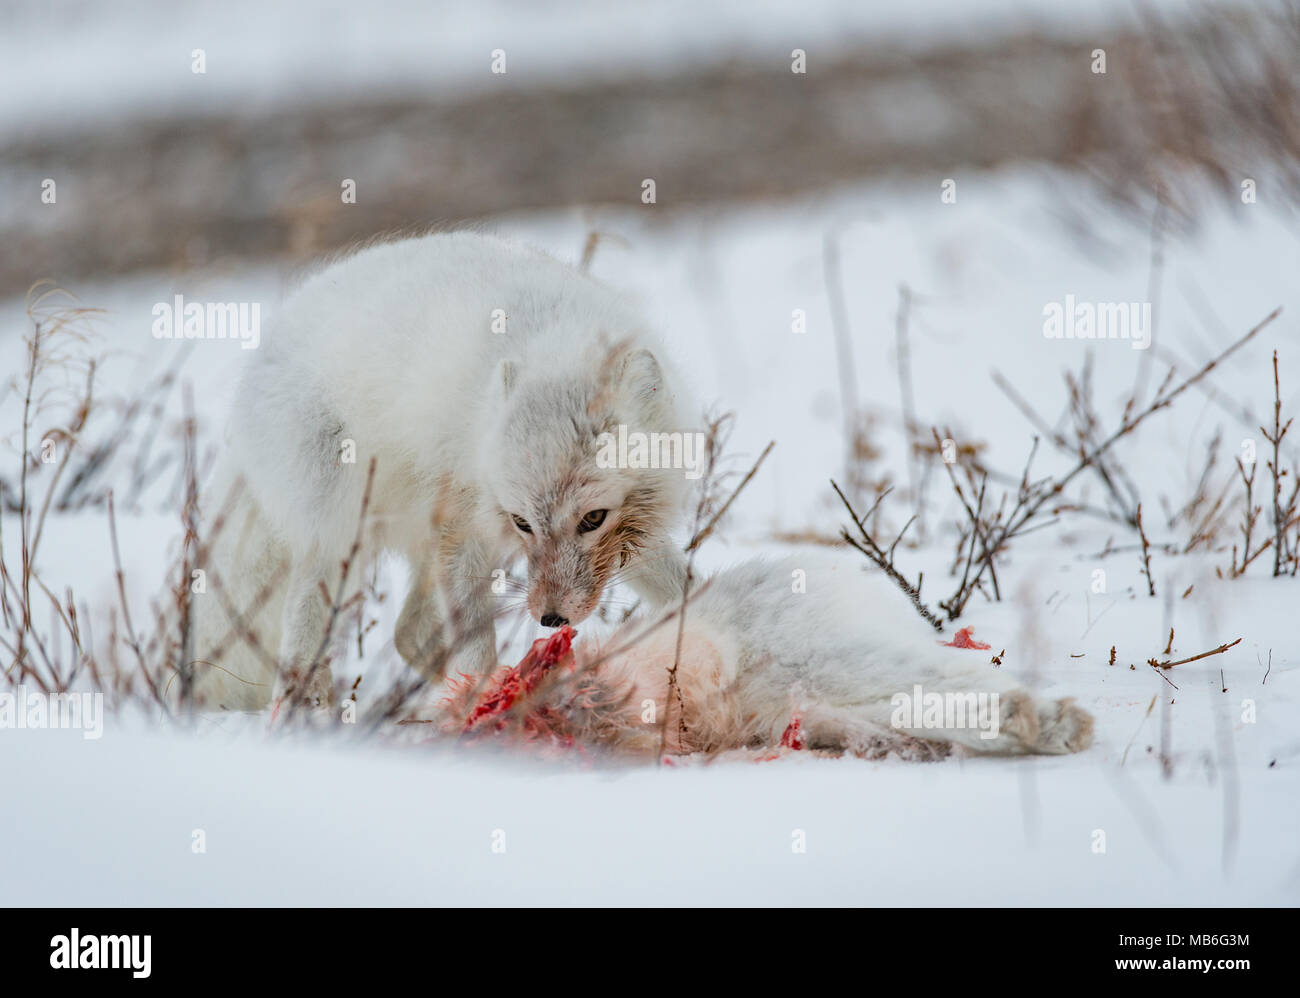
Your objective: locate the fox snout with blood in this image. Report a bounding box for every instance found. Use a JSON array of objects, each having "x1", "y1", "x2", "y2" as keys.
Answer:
[{"x1": 480, "y1": 347, "x2": 694, "y2": 629}]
